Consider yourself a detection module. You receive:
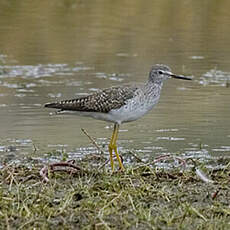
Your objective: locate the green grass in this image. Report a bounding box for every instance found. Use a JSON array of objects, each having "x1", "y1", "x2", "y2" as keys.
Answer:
[{"x1": 0, "y1": 155, "x2": 230, "y2": 230}]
